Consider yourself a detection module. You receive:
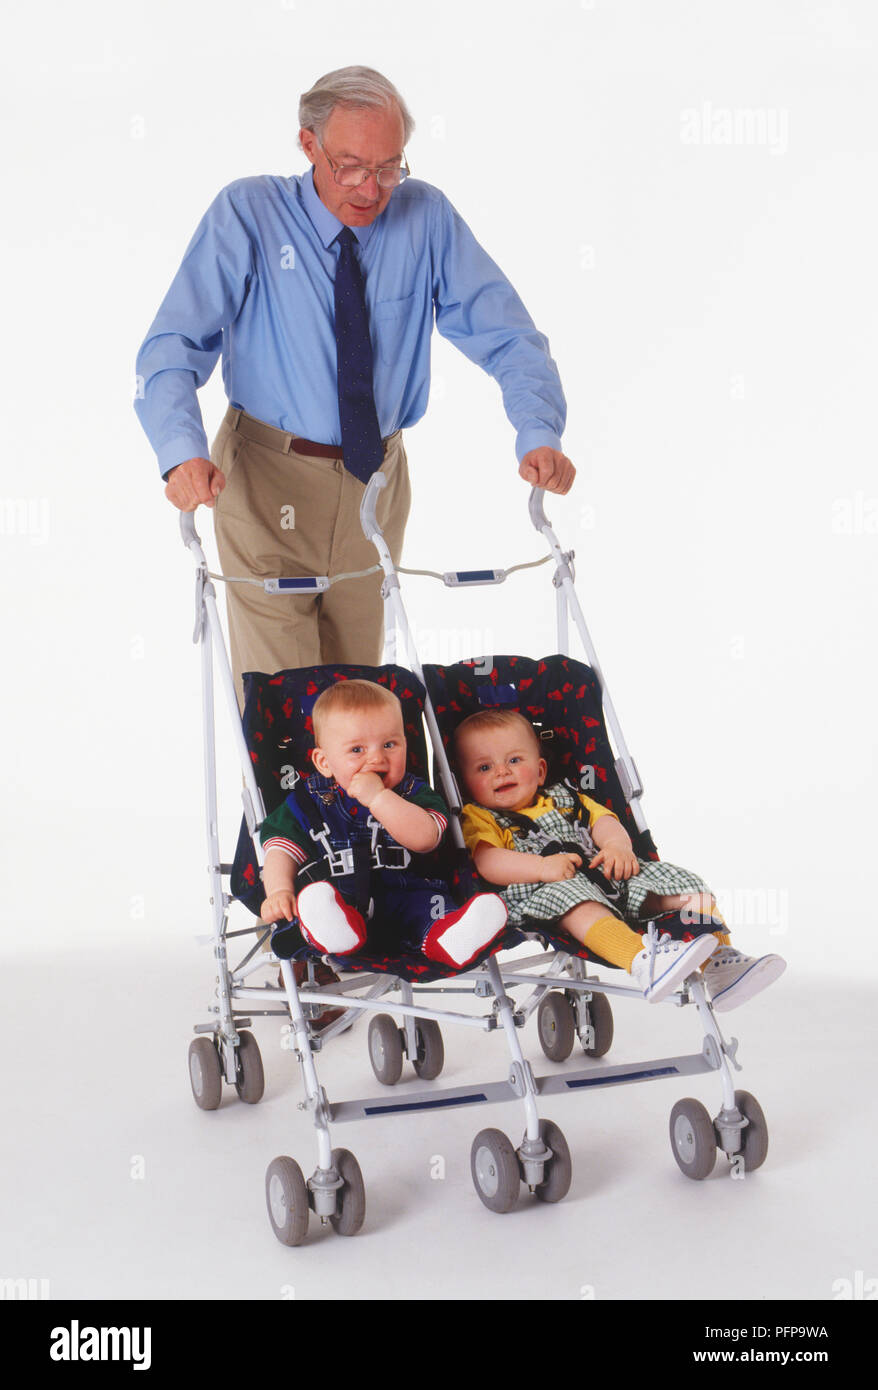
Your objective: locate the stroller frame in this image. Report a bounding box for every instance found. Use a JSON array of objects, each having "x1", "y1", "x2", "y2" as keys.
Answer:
[{"x1": 181, "y1": 480, "x2": 760, "y2": 1240}]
